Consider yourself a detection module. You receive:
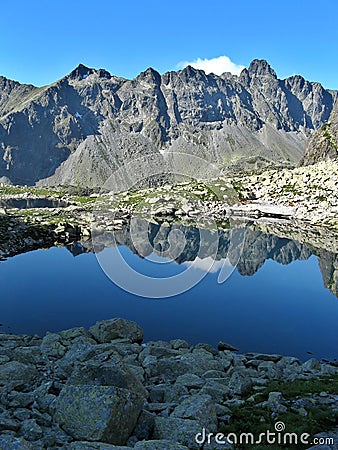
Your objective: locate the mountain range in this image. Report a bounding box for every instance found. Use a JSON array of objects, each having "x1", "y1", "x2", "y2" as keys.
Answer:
[{"x1": 0, "y1": 60, "x2": 337, "y2": 187}]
